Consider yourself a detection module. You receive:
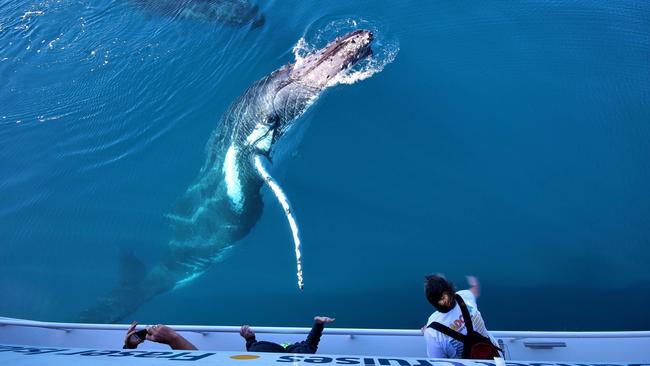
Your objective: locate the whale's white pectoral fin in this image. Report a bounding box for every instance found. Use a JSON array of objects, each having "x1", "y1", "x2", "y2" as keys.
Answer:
[{"x1": 253, "y1": 154, "x2": 304, "y2": 290}]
